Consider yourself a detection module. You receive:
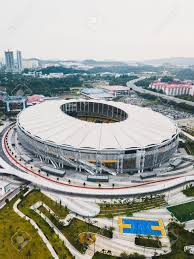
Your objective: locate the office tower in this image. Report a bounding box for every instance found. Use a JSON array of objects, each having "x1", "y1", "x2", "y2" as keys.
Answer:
[
  {"x1": 16, "y1": 50, "x2": 23, "y2": 71},
  {"x1": 5, "y1": 51, "x2": 15, "y2": 72}
]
